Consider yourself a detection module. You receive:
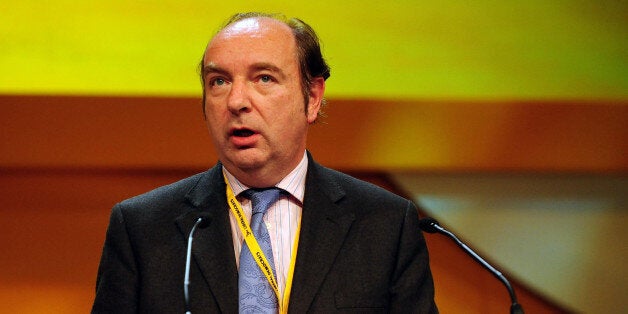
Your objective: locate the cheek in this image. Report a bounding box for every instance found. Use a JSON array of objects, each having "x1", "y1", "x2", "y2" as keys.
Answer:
[
  {"x1": 203, "y1": 108, "x2": 225, "y2": 137},
  {"x1": 204, "y1": 100, "x2": 226, "y2": 119}
]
